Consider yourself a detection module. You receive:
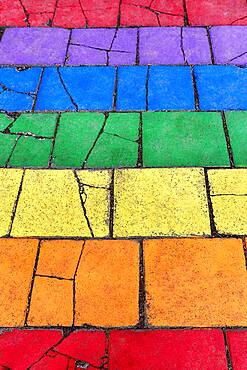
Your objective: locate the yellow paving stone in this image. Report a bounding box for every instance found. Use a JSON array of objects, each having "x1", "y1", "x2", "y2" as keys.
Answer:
[
  {"x1": 76, "y1": 169, "x2": 111, "y2": 188},
  {"x1": 0, "y1": 238, "x2": 38, "y2": 326},
  {"x1": 76, "y1": 170, "x2": 111, "y2": 237},
  {"x1": 0, "y1": 169, "x2": 23, "y2": 236},
  {"x1": 144, "y1": 238, "x2": 247, "y2": 327},
  {"x1": 208, "y1": 169, "x2": 247, "y2": 194},
  {"x1": 11, "y1": 169, "x2": 110, "y2": 237},
  {"x1": 75, "y1": 240, "x2": 139, "y2": 327},
  {"x1": 208, "y1": 169, "x2": 247, "y2": 234},
  {"x1": 37, "y1": 240, "x2": 84, "y2": 279},
  {"x1": 27, "y1": 276, "x2": 73, "y2": 326},
  {"x1": 114, "y1": 168, "x2": 211, "y2": 237}
]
